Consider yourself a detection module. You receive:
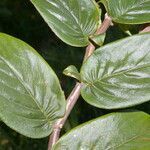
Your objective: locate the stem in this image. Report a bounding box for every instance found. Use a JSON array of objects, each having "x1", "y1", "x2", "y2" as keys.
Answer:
[
  {"x1": 48, "y1": 82, "x2": 81, "y2": 149},
  {"x1": 47, "y1": 14, "x2": 112, "y2": 150},
  {"x1": 84, "y1": 13, "x2": 112, "y2": 61},
  {"x1": 96, "y1": 13, "x2": 113, "y2": 35},
  {"x1": 139, "y1": 23, "x2": 150, "y2": 33},
  {"x1": 84, "y1": 43, "x2": 95, "y2": 61}
]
